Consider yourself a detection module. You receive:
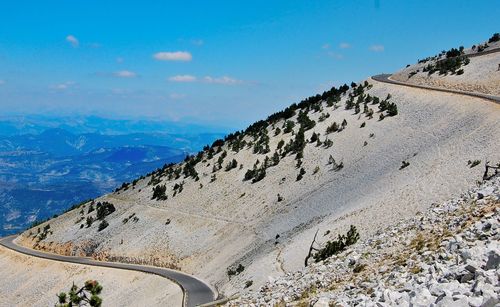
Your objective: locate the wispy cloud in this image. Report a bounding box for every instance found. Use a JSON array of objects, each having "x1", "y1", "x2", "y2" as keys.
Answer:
[
  {"x1": 114, "y1": 70, "x2": 137, "y2": 78},
  {"x1": 369, "y1": 44, "x2": 384, "y2": 52},
  {"x1": 50, "y1": 81, "x2": 75, "y2": 90},
  {"x1": 153, "y1": 51, "x2": 192, "y2": 61},
  {"x1": 203, "y1": 76, "x2": 242, "y2": 85},
  {"x1": 168, "y1": 75, "x2": 197, "y2": 82},
  {"x1": 116, "y1": 57, "x2": 124, "y2": 63},
  {"x1": 339, "y1": 42, "x2": 351, "y2": 49},
  {"x1": 0, "y1": 80, "x2": 5, "y2": 85},
  {"x1": 322, "y1": 43, "x2": 331, "y2": 49},
  {"x1": 66, "y1": 35, "x2": 79, "y2": 48}
]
